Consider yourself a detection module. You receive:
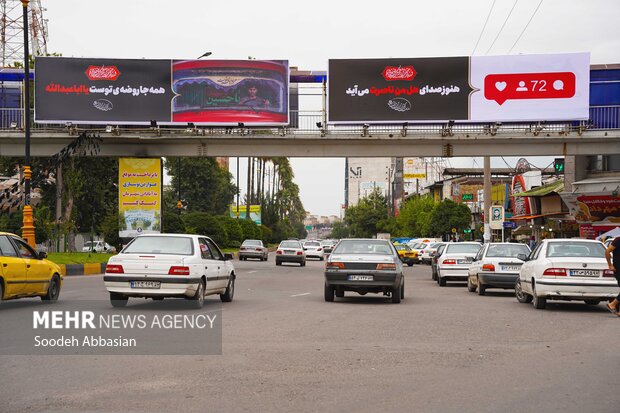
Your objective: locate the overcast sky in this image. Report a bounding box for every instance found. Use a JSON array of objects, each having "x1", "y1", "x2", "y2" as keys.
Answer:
[{"x1": 45, "y1": 0, "x2": 620, "y2": 216}]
